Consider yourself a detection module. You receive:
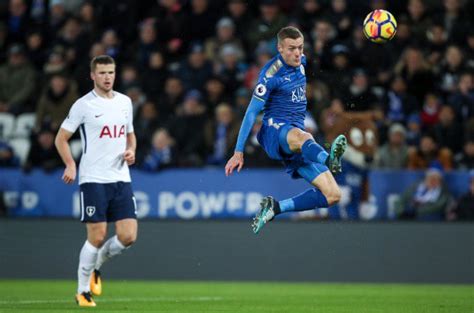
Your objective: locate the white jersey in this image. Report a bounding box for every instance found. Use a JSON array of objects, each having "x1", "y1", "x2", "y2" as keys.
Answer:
[{"x1": 61, "y1": 90, "x2": 134, "y2": 184}]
